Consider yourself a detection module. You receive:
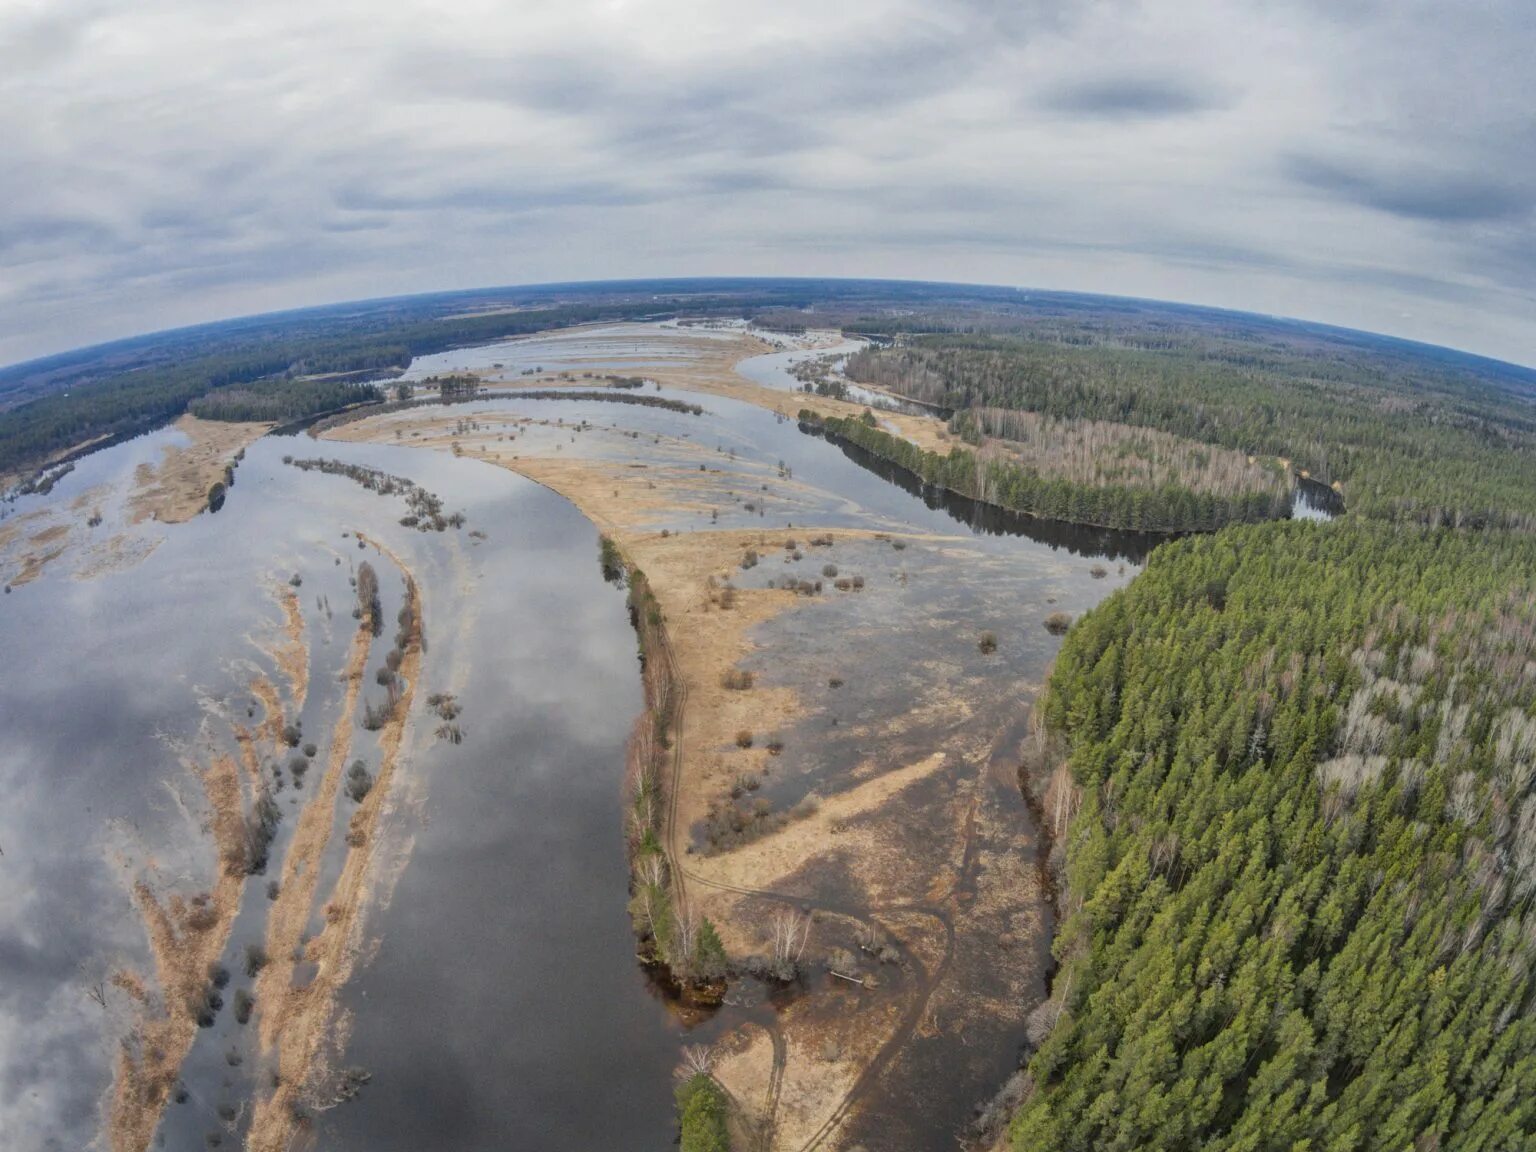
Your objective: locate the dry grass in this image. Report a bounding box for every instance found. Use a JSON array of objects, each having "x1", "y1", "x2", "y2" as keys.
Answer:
[
  {"x1": 246, "y1": 548, "x2": 422, "y2": 1152},
  {"x1": 128, "y1": 414, "x2": 270, "y2": 525},
  {"x1": 317, "y1": 326, "x2": 1058, "y2": 1150},
  {"x1": 108, "y1": 751, "x2": 248, "y2": 1152}
]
